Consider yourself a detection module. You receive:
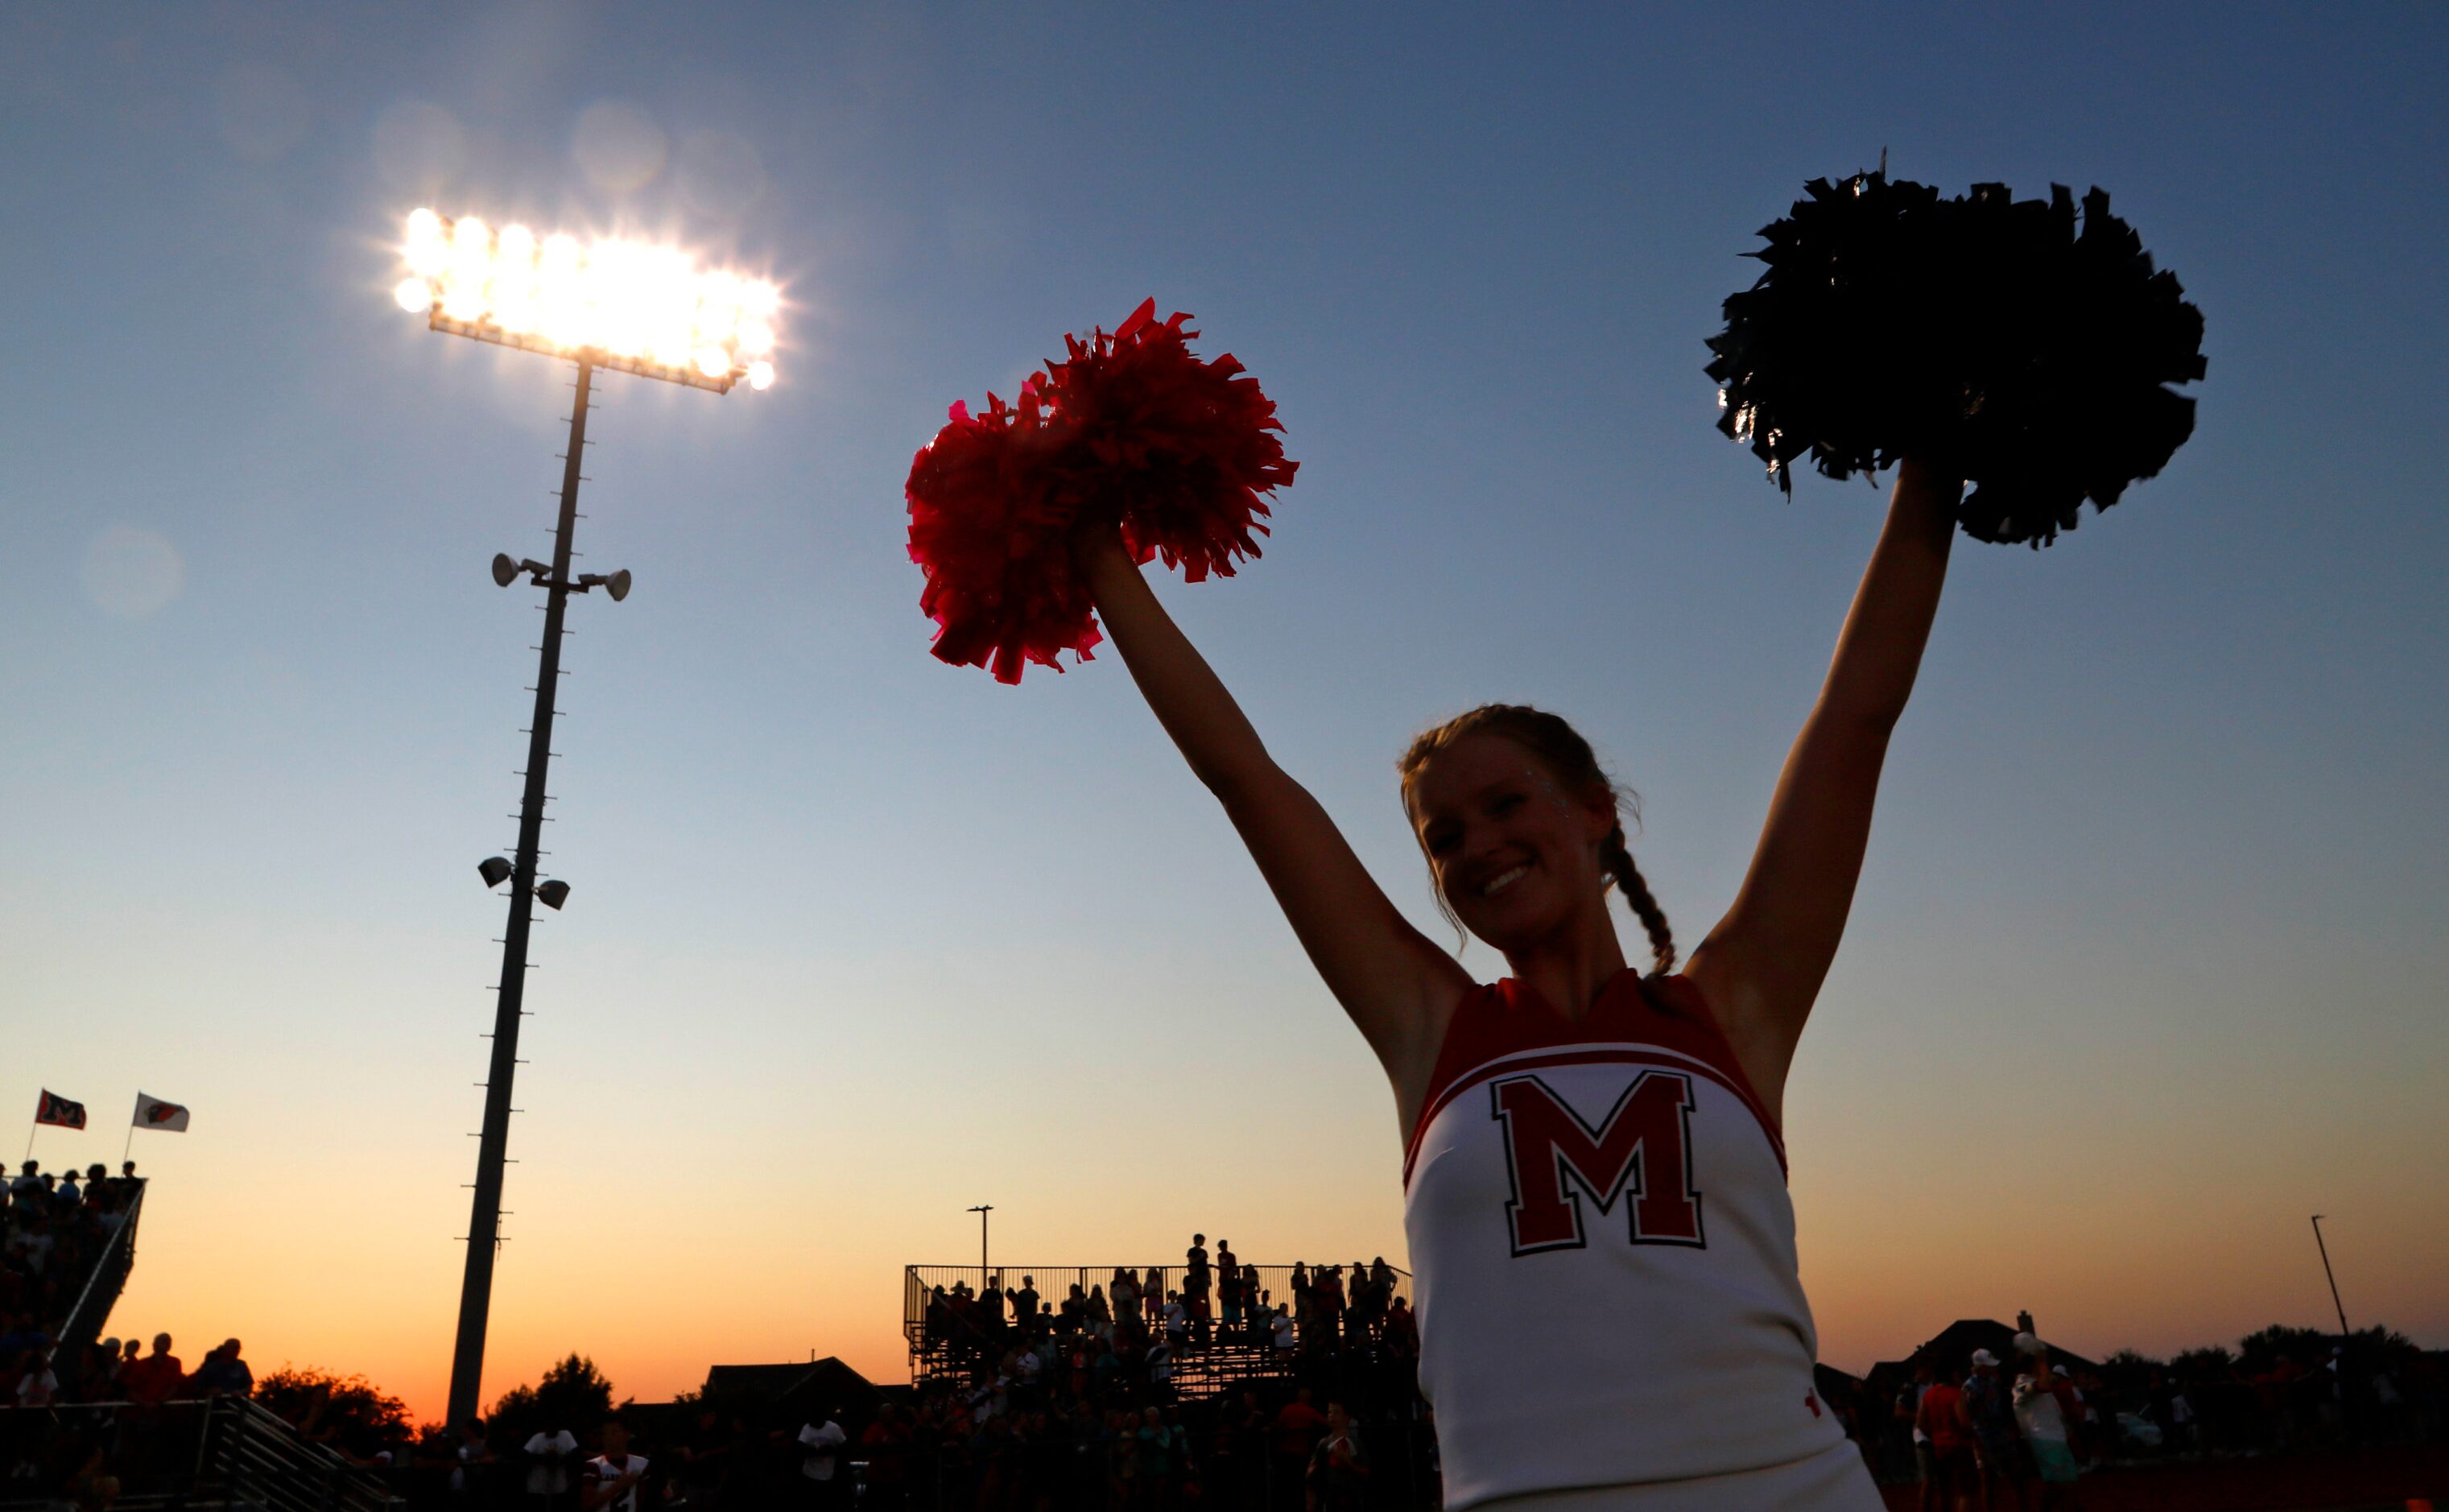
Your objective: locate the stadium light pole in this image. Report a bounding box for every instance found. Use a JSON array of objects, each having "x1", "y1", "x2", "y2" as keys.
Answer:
[
  {"x1": 969, "y1": 1204, "x2": 993, "y2": 1288},
  {"x1": 392, "y1": 209, "x2": 780, "y2": 1430}
]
